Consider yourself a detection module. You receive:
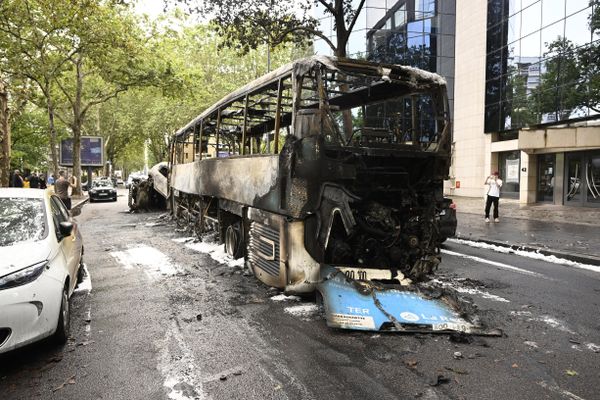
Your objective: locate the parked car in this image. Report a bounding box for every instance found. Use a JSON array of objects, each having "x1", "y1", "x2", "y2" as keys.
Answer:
[
  {"x1": 0, "y1": 188, "x2": 83, "y2": 354},
  {"x1": 116, "y1": 178, "x2": 124, "y2": 186},
  {"x1": 438, "y1": 198, "x2": 457, "y2": 243},
  {"x1": 88, "y1": 181, "x2": 117, "y2": 202}
]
